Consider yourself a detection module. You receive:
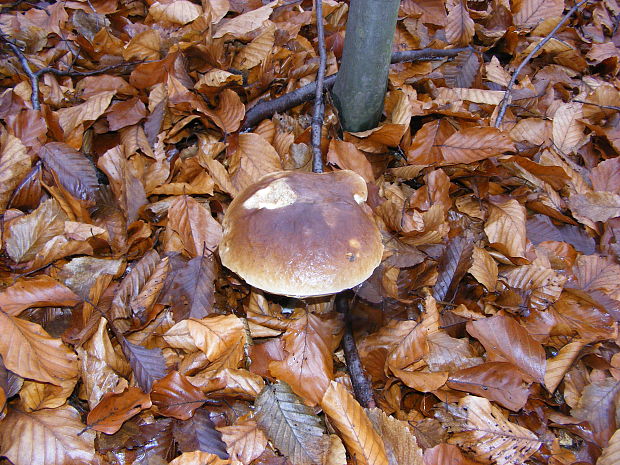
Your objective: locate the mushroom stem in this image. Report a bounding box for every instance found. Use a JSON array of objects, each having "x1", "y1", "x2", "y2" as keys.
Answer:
[{"x1": 336, "y1": 292, "x2": 376, "y2": 408}]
